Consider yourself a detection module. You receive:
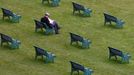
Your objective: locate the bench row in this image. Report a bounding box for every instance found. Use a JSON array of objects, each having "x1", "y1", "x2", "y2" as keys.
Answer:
[
  {"x1": 0, "y1": 33, "x2": 131, "y2": 64},
  {"x1": 1, "y1": 1, "x2": 125, "y2": 28}
]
